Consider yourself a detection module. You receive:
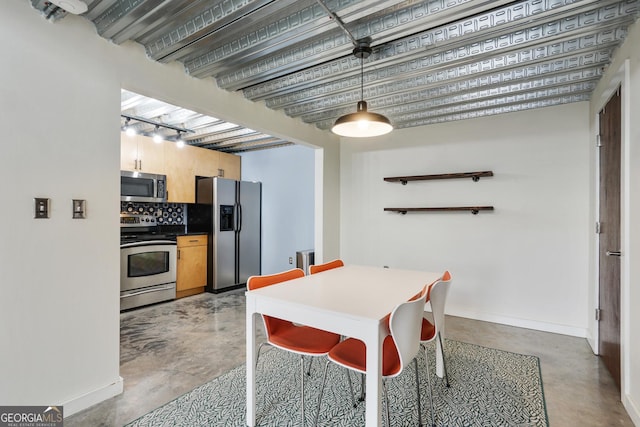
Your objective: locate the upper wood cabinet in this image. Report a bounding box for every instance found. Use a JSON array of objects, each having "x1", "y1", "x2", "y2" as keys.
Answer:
[
  {"x1": 121, "y1": 133, "x2": 241, "y2": 203},
  {"x1": 120, "y1": 135, "x2": 138, "y2": 171},
  {"x1": 219, "y1": 152, "x2": 241, "y2": 181},
  {"x1": 164, "y1": 143, "x2": 220, "y2": 203},
  {"x1": 120, "y1": 134, "x2": 165, "y2": 174}
]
